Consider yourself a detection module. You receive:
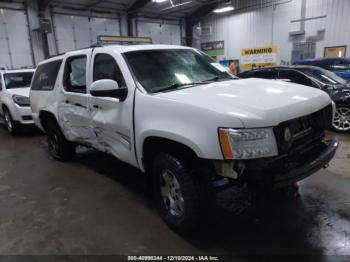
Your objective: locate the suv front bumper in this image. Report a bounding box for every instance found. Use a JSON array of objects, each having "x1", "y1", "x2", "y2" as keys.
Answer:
[
  {"x1": 242, "y1": 138, "x2": 338, "y2": 189},
  {"x1": 273, "y1": 138, "x2": 338, "y2": 188},
  {"x1": 12, "y1": 104, "x2": 34, "y2": 125}
]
